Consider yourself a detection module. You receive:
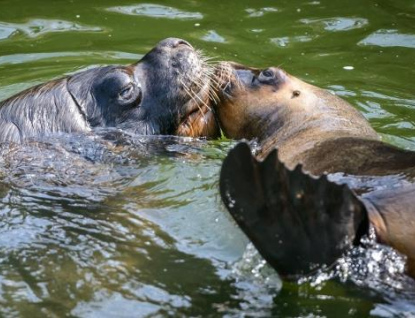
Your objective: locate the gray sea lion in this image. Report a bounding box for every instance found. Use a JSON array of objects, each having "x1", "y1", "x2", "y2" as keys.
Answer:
[
  {"x1": 213, "y1": 62, "x2": 415, "y2": 279},
  {"x1": 0, "y1": 38, "x2": 219, "y2": 143}
]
